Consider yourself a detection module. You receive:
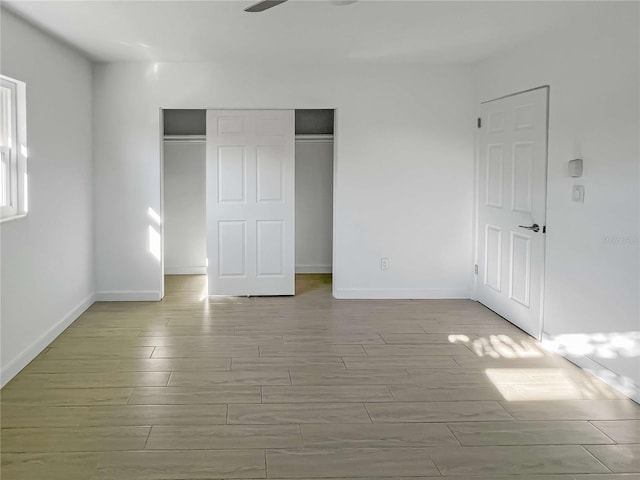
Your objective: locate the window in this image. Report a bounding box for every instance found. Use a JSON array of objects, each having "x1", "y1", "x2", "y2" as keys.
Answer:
[{"x1": 0, "y1": 74, "x2": 27, "y2": 222}]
